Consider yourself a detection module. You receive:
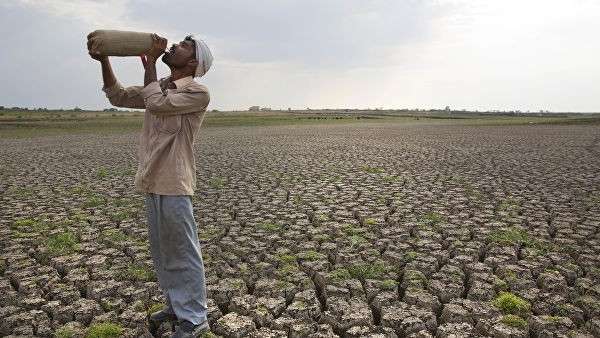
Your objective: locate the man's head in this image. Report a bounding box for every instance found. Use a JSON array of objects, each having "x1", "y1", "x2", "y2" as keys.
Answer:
[{"x1": 162, "y1": 35, "x2": 212, "y2": 78}]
